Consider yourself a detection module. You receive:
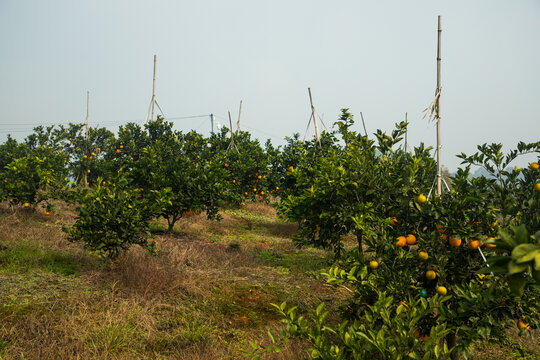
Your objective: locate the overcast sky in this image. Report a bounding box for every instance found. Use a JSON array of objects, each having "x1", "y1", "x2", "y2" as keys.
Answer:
[{"x1": 1, "y1": 0, "x2": 539, "y2": 170}]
